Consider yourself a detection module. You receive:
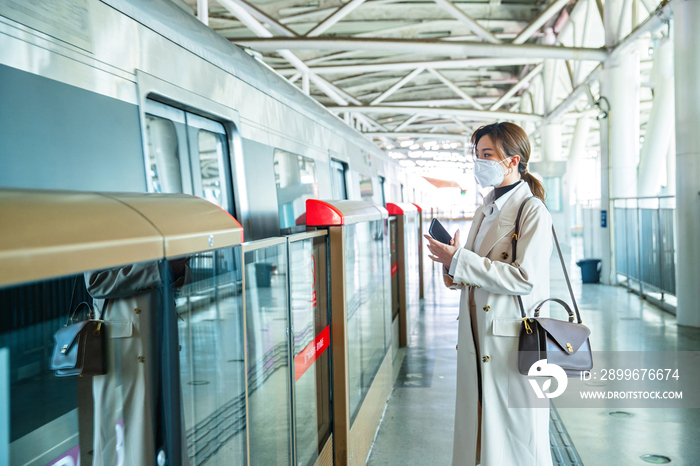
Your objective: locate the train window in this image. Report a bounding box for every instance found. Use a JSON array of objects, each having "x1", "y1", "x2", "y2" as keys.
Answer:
[
  {"x1": 400, "y1": 184, "x2": 405, "y2": 202},
  {"x1": 145, "y1": 114, "x2": 184, "y2": 193},
  {"x1": 359, "y1": 175, "x2": 374, "y2": 203},
  {"x1": 186, "y1": 113, "x2": 231, "y2": 212},
  {"x1": 330, "y1": 159, "x2": 348, "y2": 200},
  {"x1": 144, "y1": 100, "x2": 234, "y2": 213},
  {"x1": 273, "y1": 149, "x2": 319, "y2": 232},
  {"x1": 379, "y1": 176, "x2": 387, "y2": 207}
]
